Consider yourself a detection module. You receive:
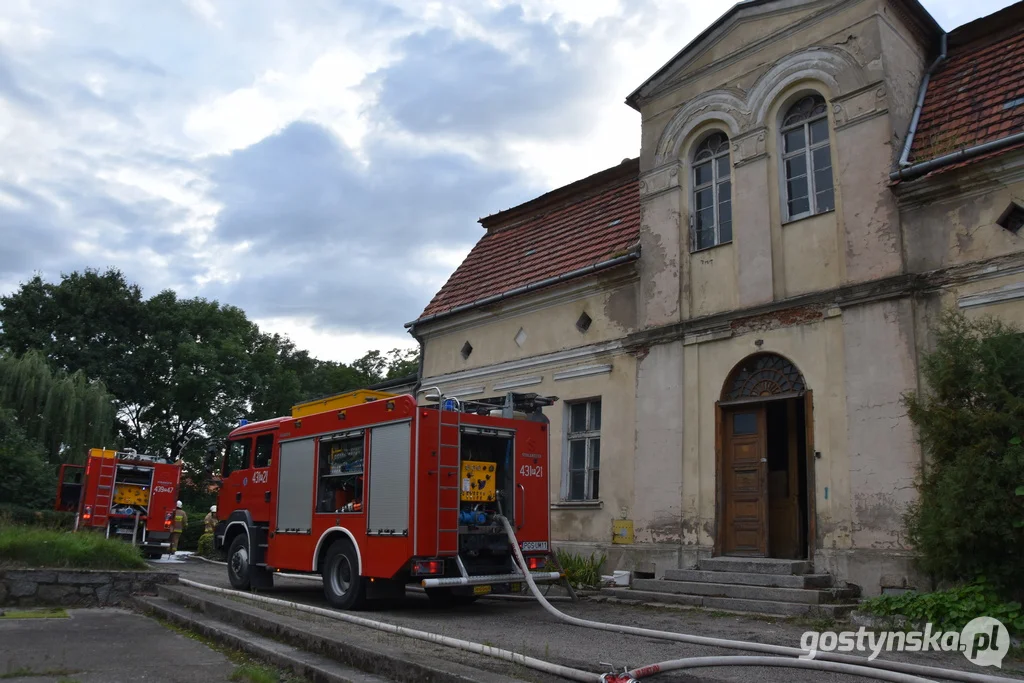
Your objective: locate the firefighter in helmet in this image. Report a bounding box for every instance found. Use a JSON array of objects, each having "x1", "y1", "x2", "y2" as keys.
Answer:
[
  {"x1": 204, "y1": 505, "x2": 218, "y2": 534},
  {"x1": 170, "y1": 500, "x2": 188, "y2": 554}
]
